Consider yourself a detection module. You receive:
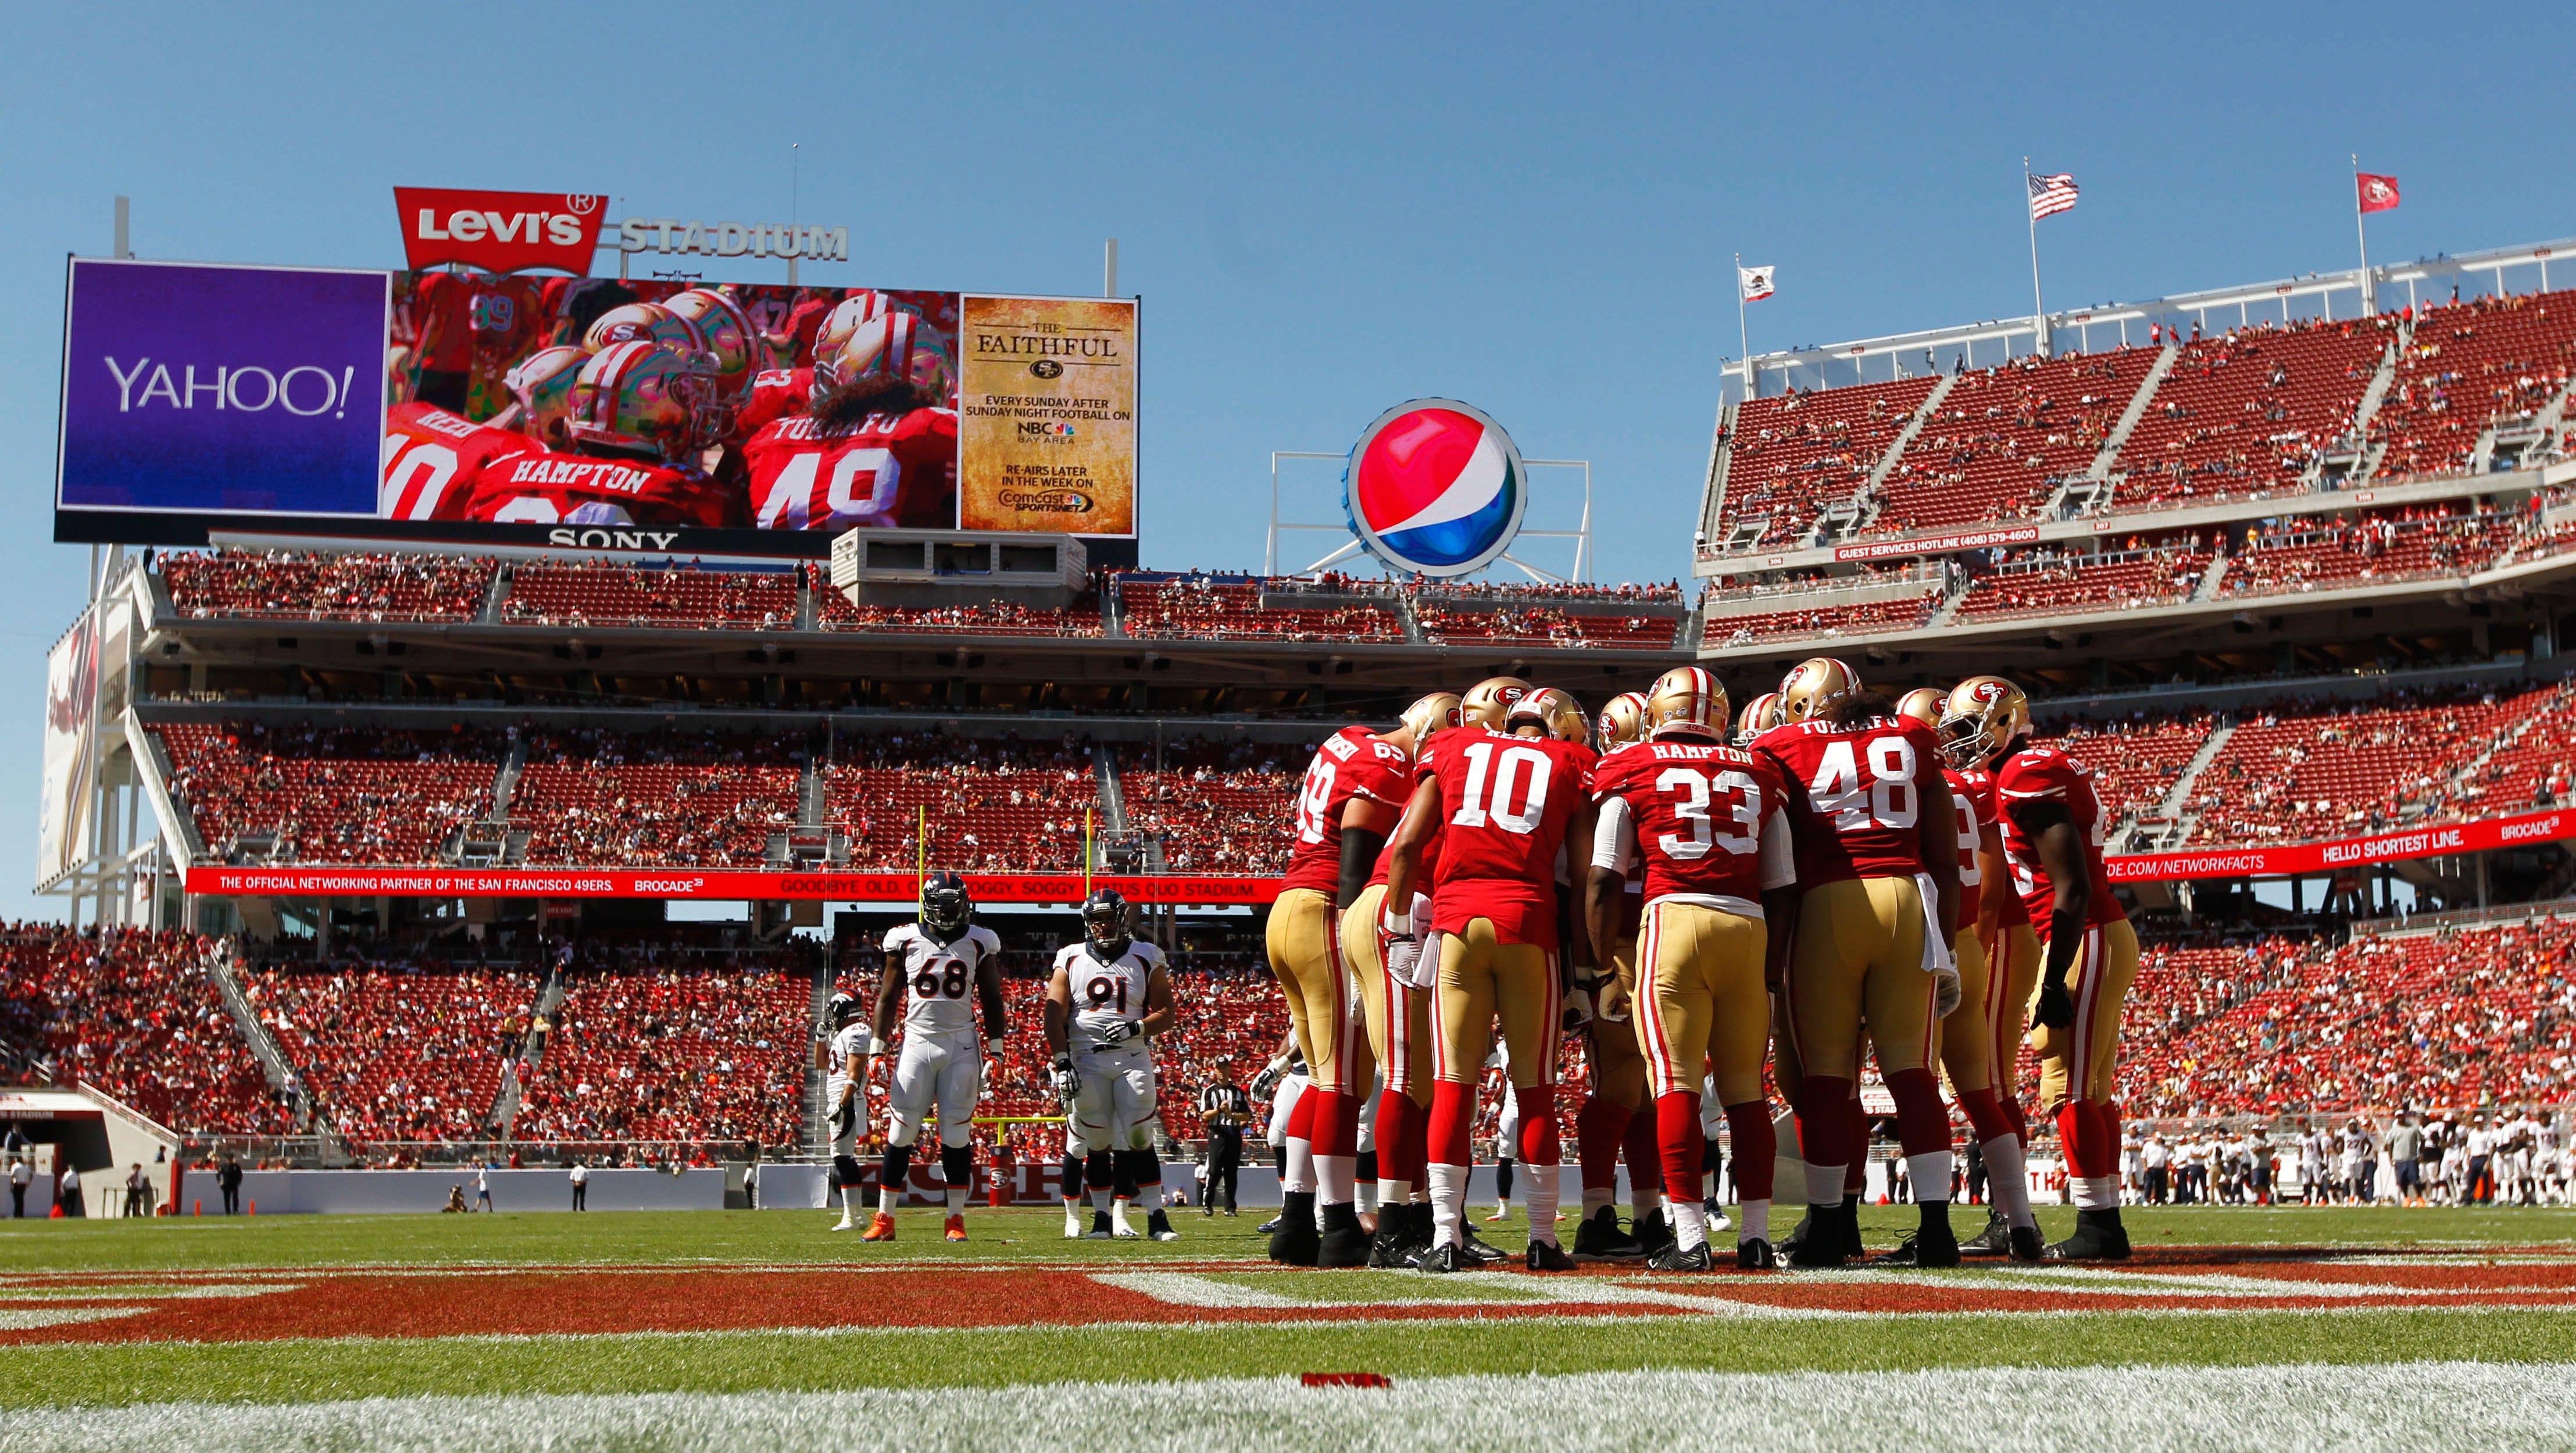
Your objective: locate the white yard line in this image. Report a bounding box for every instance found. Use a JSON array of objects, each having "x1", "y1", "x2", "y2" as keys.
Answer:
[{"x1": 22, "y1": 1361, "x2": 2576, "y2": 1452}]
